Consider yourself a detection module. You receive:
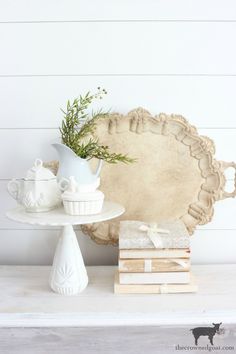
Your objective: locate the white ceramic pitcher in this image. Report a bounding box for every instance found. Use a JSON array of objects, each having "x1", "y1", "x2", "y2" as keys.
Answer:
[{"x1": 52, "y1": 143, "x2": 103, "y2": 186}]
